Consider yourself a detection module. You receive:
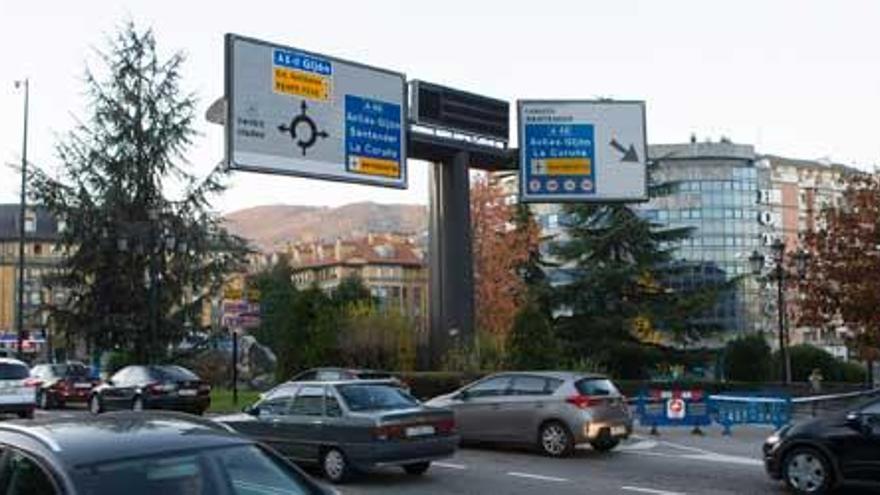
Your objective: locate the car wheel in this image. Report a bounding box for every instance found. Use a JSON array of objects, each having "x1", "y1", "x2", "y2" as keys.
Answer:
[
  {"x1": 17, "y1": 409, "x2": 34, "y2": 419},
  {"x1": 403, "y1": 462, "x2": 431, "y2": 475},
  {"x1": 89, "y1": 394, "x2": 103, "y2": 415},
  {"x1": 321, "y1": 448, "x2": 351, "y2": 484},
  {"x1": 783, "y1": 447, "x2": 832, "y2": 494},
  {"x1": 590, "y1": 437, "x2": 620, "y2": 453},
  {"x1": 538, "y1": 421, "x2": 574, "y2": 457},
  {"x1": 38, "y1": 390, "x2": 52, "y2": 410},
  {"x1": 132, "y1": 396, "x2": 144, "y2": 412}
]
